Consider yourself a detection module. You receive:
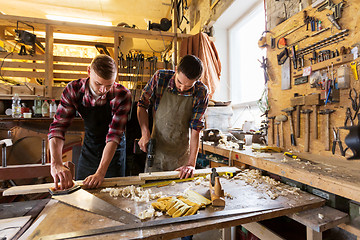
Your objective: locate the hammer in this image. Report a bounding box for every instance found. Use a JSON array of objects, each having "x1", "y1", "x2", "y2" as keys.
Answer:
[
  {"x1": 281, "y1": 107, "x2": 296, "y2": 146},
  {"x1": 319, "y1": 109, "x2": 335, "y2": 151},
  {"x1": 291, "y1": 95, "x2": 305, "y2": 138},
  {"x1": 275, "y1": 122, "x2": 280, "y2": 147},
  {"x1": 268, "y1": 116, "x2": 276, "y2": 145},
  {"x1": 301, "y1": 109, "x2": 313, "y2": 152},
  {"x1": 275, "y1": 115, "x2": 287, "y2": 148},
  {"x1": 305, "y1": 93, "x2": 321, "y2": 139}
]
